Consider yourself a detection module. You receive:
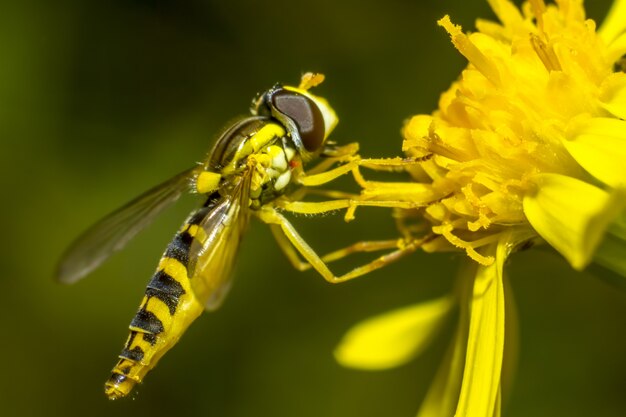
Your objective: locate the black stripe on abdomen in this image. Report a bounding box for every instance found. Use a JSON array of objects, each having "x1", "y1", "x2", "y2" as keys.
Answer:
[
  {"x1": 163, "y1": 231, "x2": 193, "y2": 267},
  {"x1": 108, "y1": 373, "x2": 128, "y2": 385},
  {"x1": 120, "y1": 345, "x2": 145, "y2": 362},
  {"x1": 146, "y1": 269, "x2": 187, "y2": 315},
  {"x1": 142, "y1": 332, "x2": 157, "y2": 345},
  {"x1": 129, "y1": 309, "x2": 164, "y2": 334}
]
